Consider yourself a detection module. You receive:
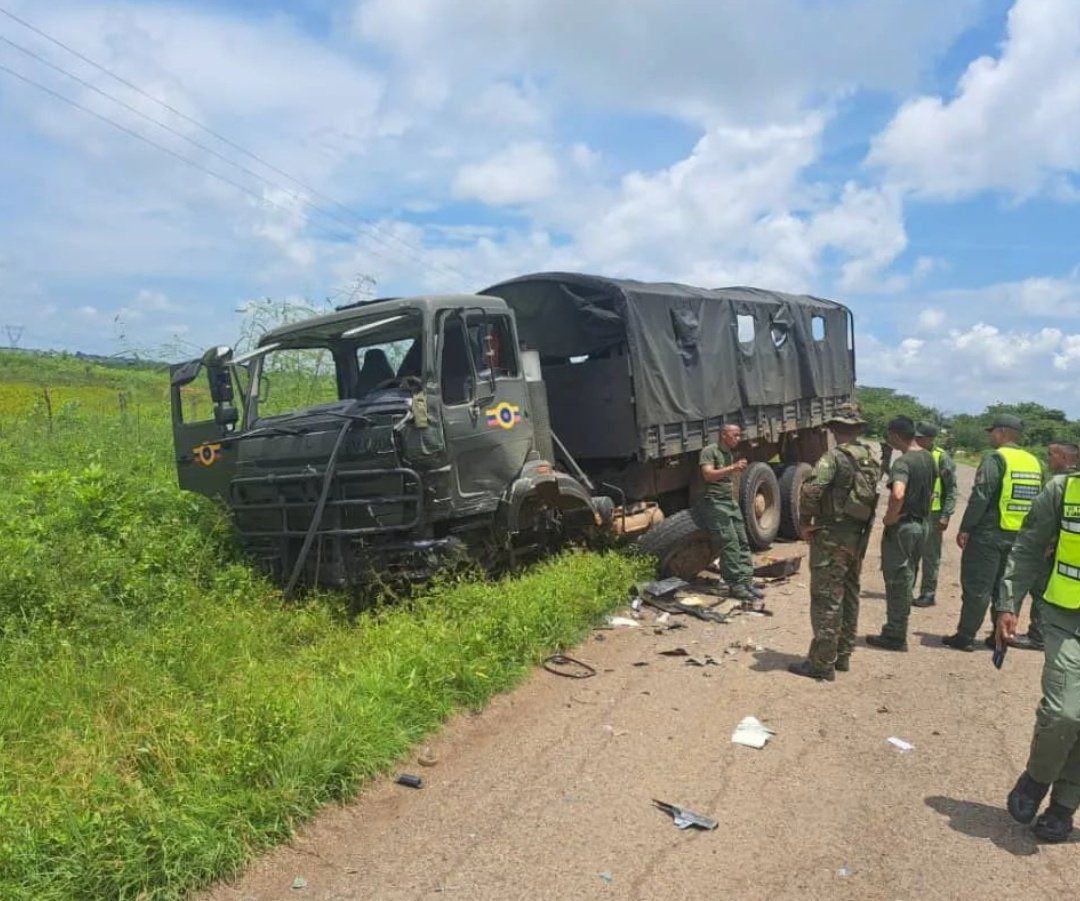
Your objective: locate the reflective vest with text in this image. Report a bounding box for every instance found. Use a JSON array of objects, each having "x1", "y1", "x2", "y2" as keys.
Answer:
[
  {"x1": 931, "y1": 448, "x2": 944, "y2": 513},
  {"x1": 1045, "y1": 475, "x2": 1080, "y2": 610},
  {"x1": 996, "y1": 446, "x2": 1043, "y2": 532}
]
